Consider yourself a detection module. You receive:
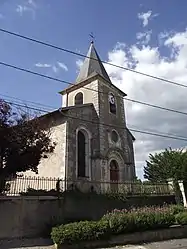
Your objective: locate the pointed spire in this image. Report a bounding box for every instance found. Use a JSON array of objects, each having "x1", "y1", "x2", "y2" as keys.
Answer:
[{"x1": 76, "y1": 42, "x2": 111, "y2": 83}]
